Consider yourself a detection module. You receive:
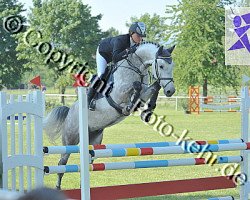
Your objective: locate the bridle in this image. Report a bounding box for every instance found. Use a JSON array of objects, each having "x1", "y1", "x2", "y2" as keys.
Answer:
[
  {"x1": 118, "y1": 52, "x2": 175, "y2": 89},
  {"x1": 154, "y1": 55, "x2": 174, "y2": 88}
]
